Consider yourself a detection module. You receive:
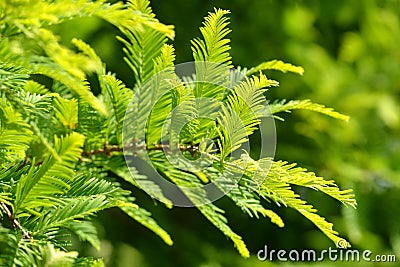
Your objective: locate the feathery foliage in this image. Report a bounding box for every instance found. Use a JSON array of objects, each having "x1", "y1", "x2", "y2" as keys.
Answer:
[{"x1": 0, "y1": 0, "x2": 356, "y2": 265}]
